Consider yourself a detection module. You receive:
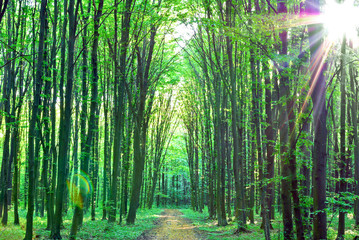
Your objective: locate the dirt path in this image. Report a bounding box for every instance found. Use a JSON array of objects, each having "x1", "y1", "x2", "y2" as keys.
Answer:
[{"x1": 137, "y1": 209, "x2": 206, "y2": 240}]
